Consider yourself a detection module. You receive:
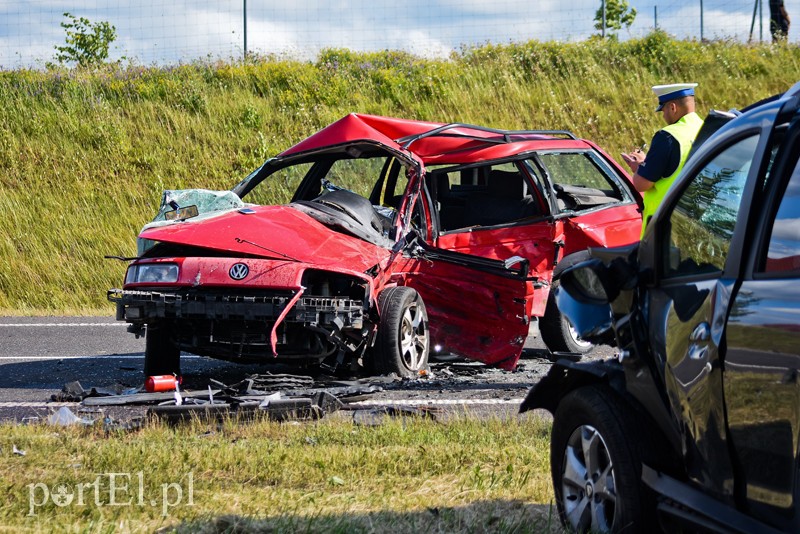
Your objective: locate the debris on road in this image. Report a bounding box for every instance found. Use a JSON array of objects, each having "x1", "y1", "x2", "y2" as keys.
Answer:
[
  {"x1": 56, "y1": 372, "x2": 388, "y2": 425},
  {"x1": 48, "y1": 406, "x2": 95, "y2": 427}
]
